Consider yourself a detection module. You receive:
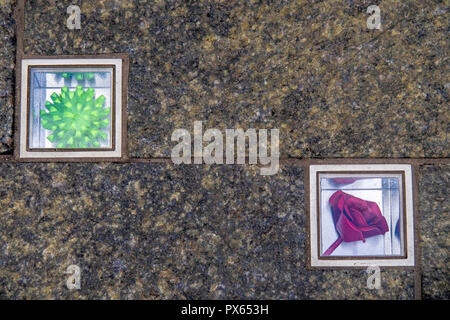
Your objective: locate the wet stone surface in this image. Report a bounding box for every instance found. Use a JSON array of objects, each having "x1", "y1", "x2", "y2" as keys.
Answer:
[
  {"x1": 0, "y1": 0, "x2": 447, "y2": 300},
  {"x1": 419, "y1": 164, "x2": 450, "y2": 299},
  {"x1": 23, "y1": 0, "x2": 450, "y2": 158},
  {"x1": 0, "y1": 0, "x2": 16, "y2": 154},
  {"x1": 0, "y1": 162, "x2": 414, "y2": 299}
]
